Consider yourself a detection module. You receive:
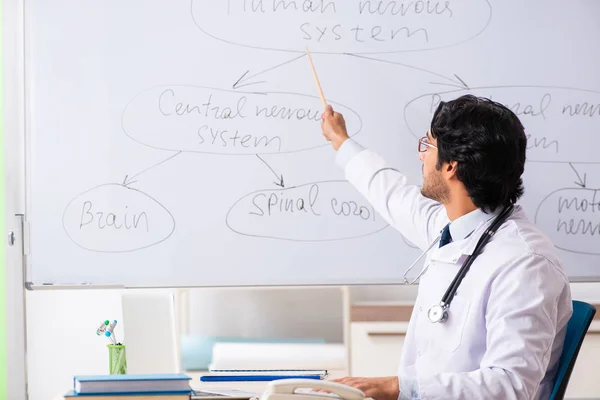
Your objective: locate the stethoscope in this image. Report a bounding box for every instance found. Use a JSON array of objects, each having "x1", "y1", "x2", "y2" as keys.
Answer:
[{"x1": 402, "y1": 204, "x2": 515, "y2": 324}]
